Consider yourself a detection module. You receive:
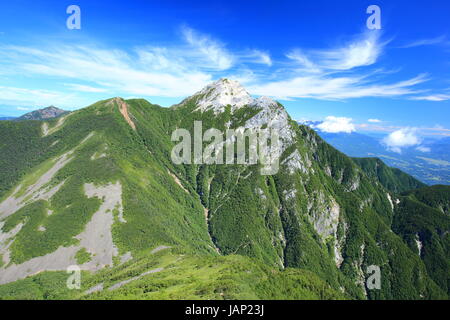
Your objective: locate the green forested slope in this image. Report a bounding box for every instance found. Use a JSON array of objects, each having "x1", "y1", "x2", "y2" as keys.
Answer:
[
  {"x1": 393, "y1": 186, "x2": 450, "y2": 295},
  {"x1": 352, "y1": 157, "x2": 426, "y2": 193},
  {"x1": 0, "y1": 99, "x2": 215, "y2": 266},
  {"x1": 0, "y1": 79, "x2": 448, "y2": 300},
  {"x1": 404, "y1": 185, "x2": 450, "y2": 215}
]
